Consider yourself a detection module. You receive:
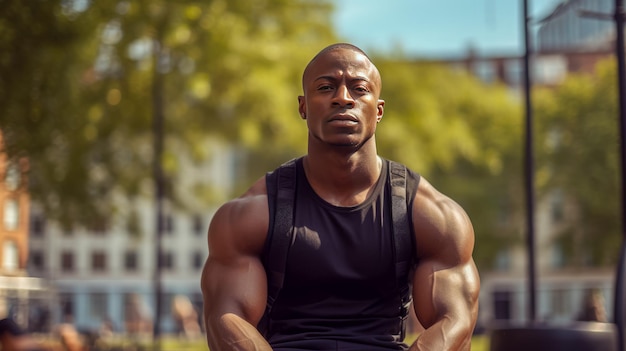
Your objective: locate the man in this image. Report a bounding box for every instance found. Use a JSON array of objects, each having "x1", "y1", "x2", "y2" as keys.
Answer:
[{"x1": 201, "y1": 43, "x2": 479, "y2": 350}]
